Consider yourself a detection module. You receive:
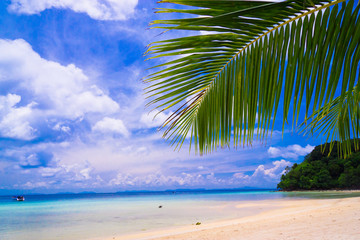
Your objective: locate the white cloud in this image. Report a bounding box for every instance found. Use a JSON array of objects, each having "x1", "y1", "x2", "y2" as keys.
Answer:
[
  {"x1": 0, "y1": 39, "x2": 120, "y2": 139},
  {"x1": 22, "y1": 181, "x2": 49, "y2": 189},
  {"x1": 40, "y1": 162, "x2": 94, "y2": 181},
  {"x1": 92, "y1": 117, "x2": 129, "y2": 137},
  {"x1": 0, "y1": 94, "x2": 36, "y2": 139},
  {"x1": 109, "y1": 172, "x2": 205, "y2": 188},
  {"x1": 54, "y1": 137, "x2": 184, "y2": 174},
  {"x1": 0, "y1": 94, "x2": 21, "y2": 109},
  {"x1": 20, "y1": 162, "x2": 100, "y2": 189},
  {"x1": 41, "y1": 166, "x2": 62, "y2": 177},
  {"x1": 19, "y1": 153, "x2": 42, "y2": 168},
  {"x1": 252, "y1": 159, "x2": 290, "y2": 180},
  {"x1": 4, "y1": 136, "x2": 294, "y2": 190},
  {"x1": 233, "y1": 160, "x2": 291, "y2": 187},
  {"x1": 8, "y1": 0, "x2": 139, "y2": 21},
  {"x1": 140, "y1": 109, "x2": 172, "y2": 128},
  {"x1": 268, "y1": 144, "x2": 314, "y2": 159},
  {"x1": 108, "y1": 160, "x2": 291, "y2": 189},
  {"x1": 53, "y1": 123, "x2": 71, "y2": 133},
  {"x1": 0, "y1": 39, "x2": 119, "y2": 119}
]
